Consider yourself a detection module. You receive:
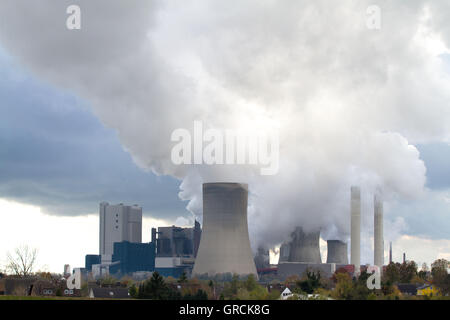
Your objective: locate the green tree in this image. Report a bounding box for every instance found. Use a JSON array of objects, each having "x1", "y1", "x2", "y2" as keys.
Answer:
[
  {"x1": 332, "y1": 273, "x2": 353, "y2": 300},
  {"x1": 431, "y1": 259, "x2": 449, "y2": 295},
  {"x1": 244, "y1": 274, "x2": 258, "y2": 291},
  {"x1": 137, "y1": 272, "x2": 179, "y2": 300},
  {"x1": 296, "y1": 271, "x2": 321, "y2": 294},
  {"x1": 384, "y1": 262, "x2": 401, "y2": 284},
  {"x1": 399, "y1": 261, "x2": 417, "y2": 283},
  {"x1": 99, "y1": 275, "x2": 116, "y2": 286},
  {"x1": 351, "y1": 270, "x2": 372, "y2": 300},
  {"x1": 229, "y1": 273, "x2": 240, "y2": 296},
  {"x1": 178, "y1": 271, "x2": 188, "y2": 284},
  {"x1": 129, "y1": 284, "x2": 138, "y2": 298}
]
